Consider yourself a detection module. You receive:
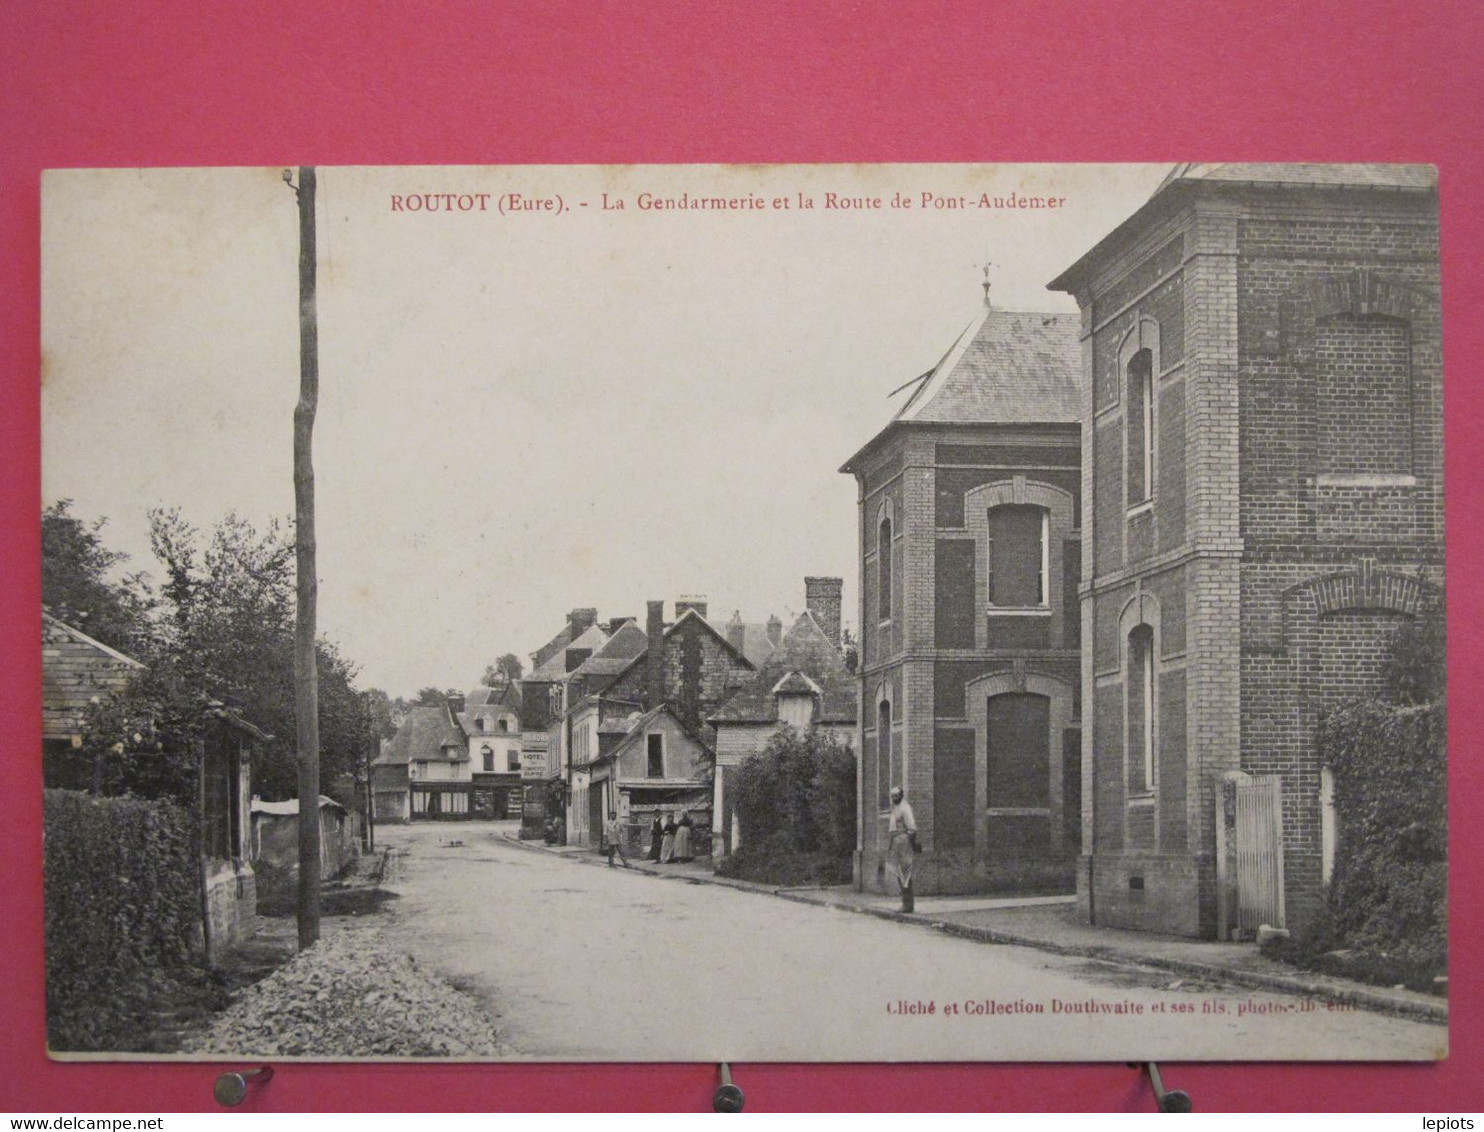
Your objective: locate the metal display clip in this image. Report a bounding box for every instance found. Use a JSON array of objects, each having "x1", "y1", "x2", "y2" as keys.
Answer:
[
  {"x1": 713, "y1": 1062, "x2": 745, "y2": 1112},
  {"x1": 1134, "y1": 1062, "x2": 1192, "y2": 1112},
  {"x1": 213, "y1": 1066, "x2": 274, "y2": 1107}
]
